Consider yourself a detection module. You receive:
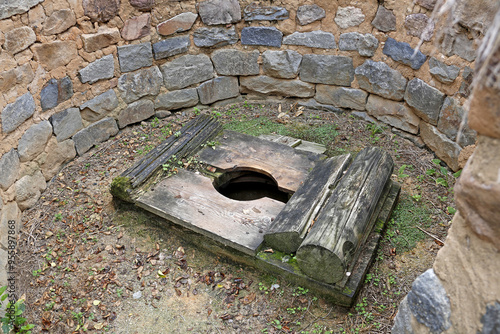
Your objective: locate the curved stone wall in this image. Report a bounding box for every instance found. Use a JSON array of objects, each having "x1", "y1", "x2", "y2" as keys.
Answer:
[{"x1": 0, "y1": 0, "x2": 493, "y2": 328}]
